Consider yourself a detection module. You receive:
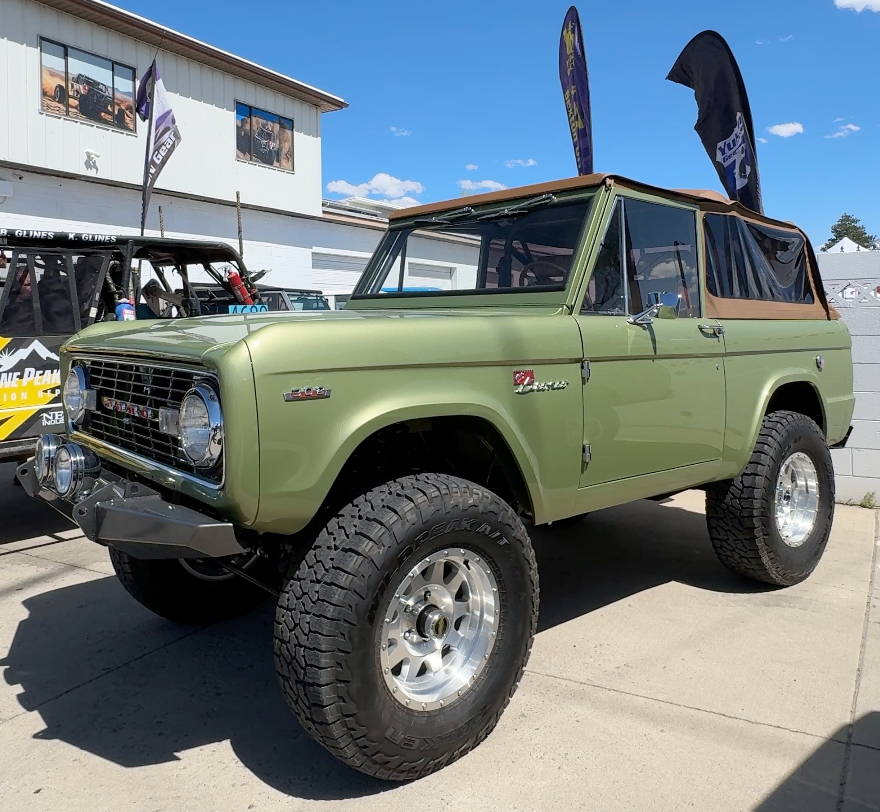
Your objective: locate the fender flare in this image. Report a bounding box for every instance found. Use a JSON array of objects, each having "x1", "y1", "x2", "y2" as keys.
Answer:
[{"x1": 320, "y1": 399, "x2": 546, "y2": 519}]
